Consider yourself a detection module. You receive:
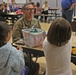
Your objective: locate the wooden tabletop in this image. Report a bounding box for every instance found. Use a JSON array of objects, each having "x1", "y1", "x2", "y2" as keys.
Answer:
[
  {"x1": 73, "y1": 16, "x2": 76, "y2": 19},
  {"x1": 7, "y1": 12, "x2": 17, "y2": 16},
  {"x1": 13, "y1": 35, "x2": 76, "y2": 51},
  {"x1": 49, "y1": 8, "x2": 59, "y2": 10}
]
